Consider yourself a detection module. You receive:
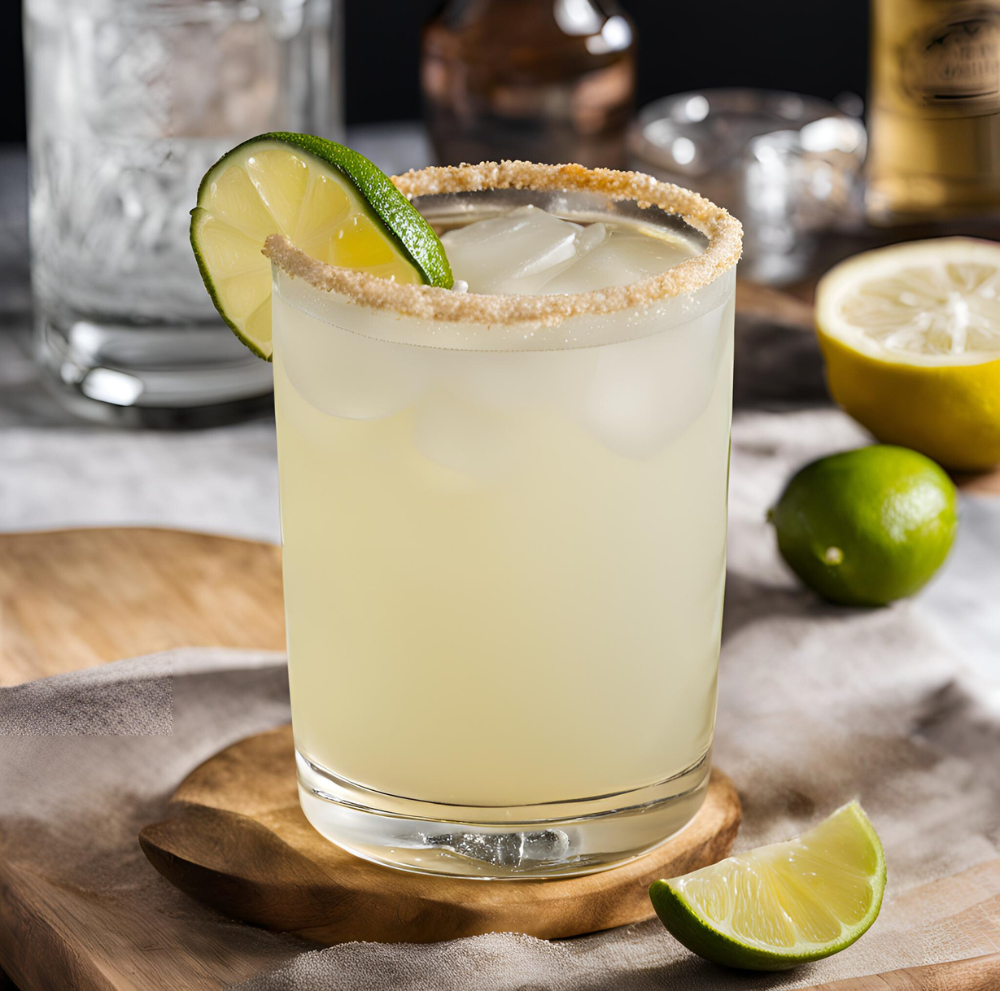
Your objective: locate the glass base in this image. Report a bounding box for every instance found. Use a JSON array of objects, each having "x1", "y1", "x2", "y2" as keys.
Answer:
[
  {"x1": 34, "y1": 311, "x2": 274, "y2": 428},
  {"x1": 297, "y1": 750, "x2": 711, "y2": 879}
]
